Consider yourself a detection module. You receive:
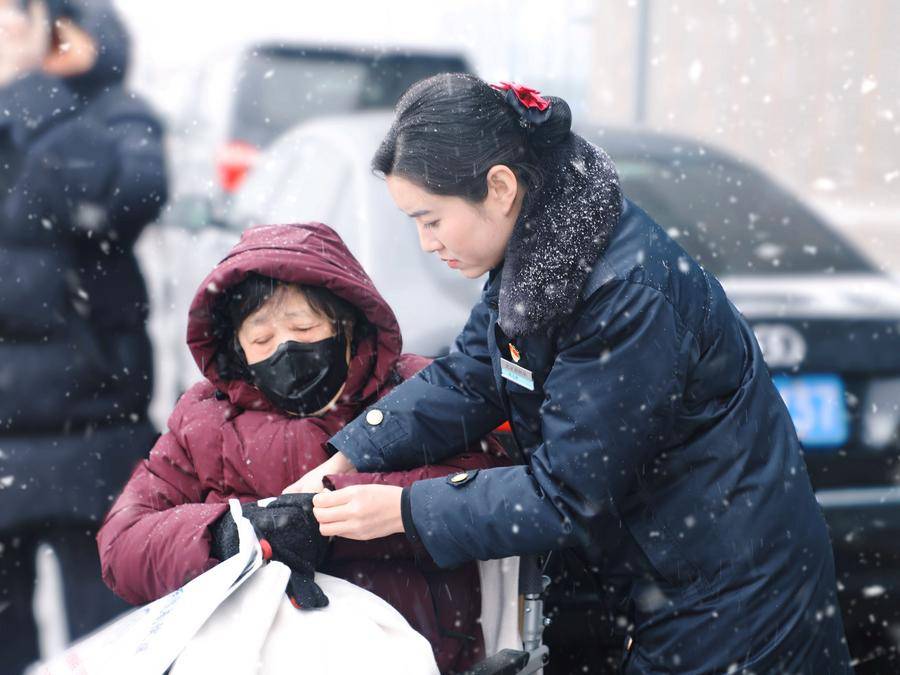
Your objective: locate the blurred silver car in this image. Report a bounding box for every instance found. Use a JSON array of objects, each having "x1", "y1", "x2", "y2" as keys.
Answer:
[{"x1": 169, "y1": 43, "x2": 471, "y2": 198}]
